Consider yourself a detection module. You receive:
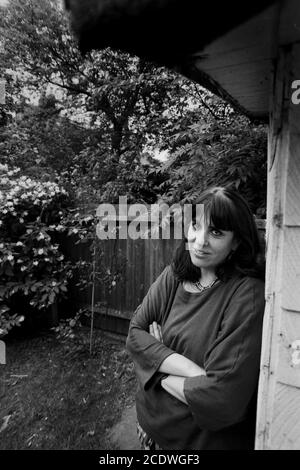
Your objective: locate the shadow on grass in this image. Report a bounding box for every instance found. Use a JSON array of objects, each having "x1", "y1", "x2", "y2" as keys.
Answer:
[{"x1": 0, "y1": 327, "x2": 137, "y2": 450}]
